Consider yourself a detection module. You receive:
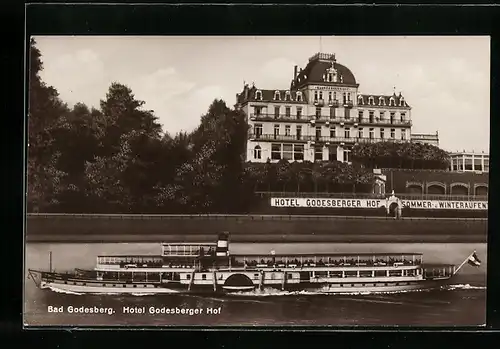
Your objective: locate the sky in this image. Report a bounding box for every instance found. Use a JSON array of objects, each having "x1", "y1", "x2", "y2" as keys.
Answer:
[{"x1": 33, "y1": 36, "x2": 490, "y2": 152}]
